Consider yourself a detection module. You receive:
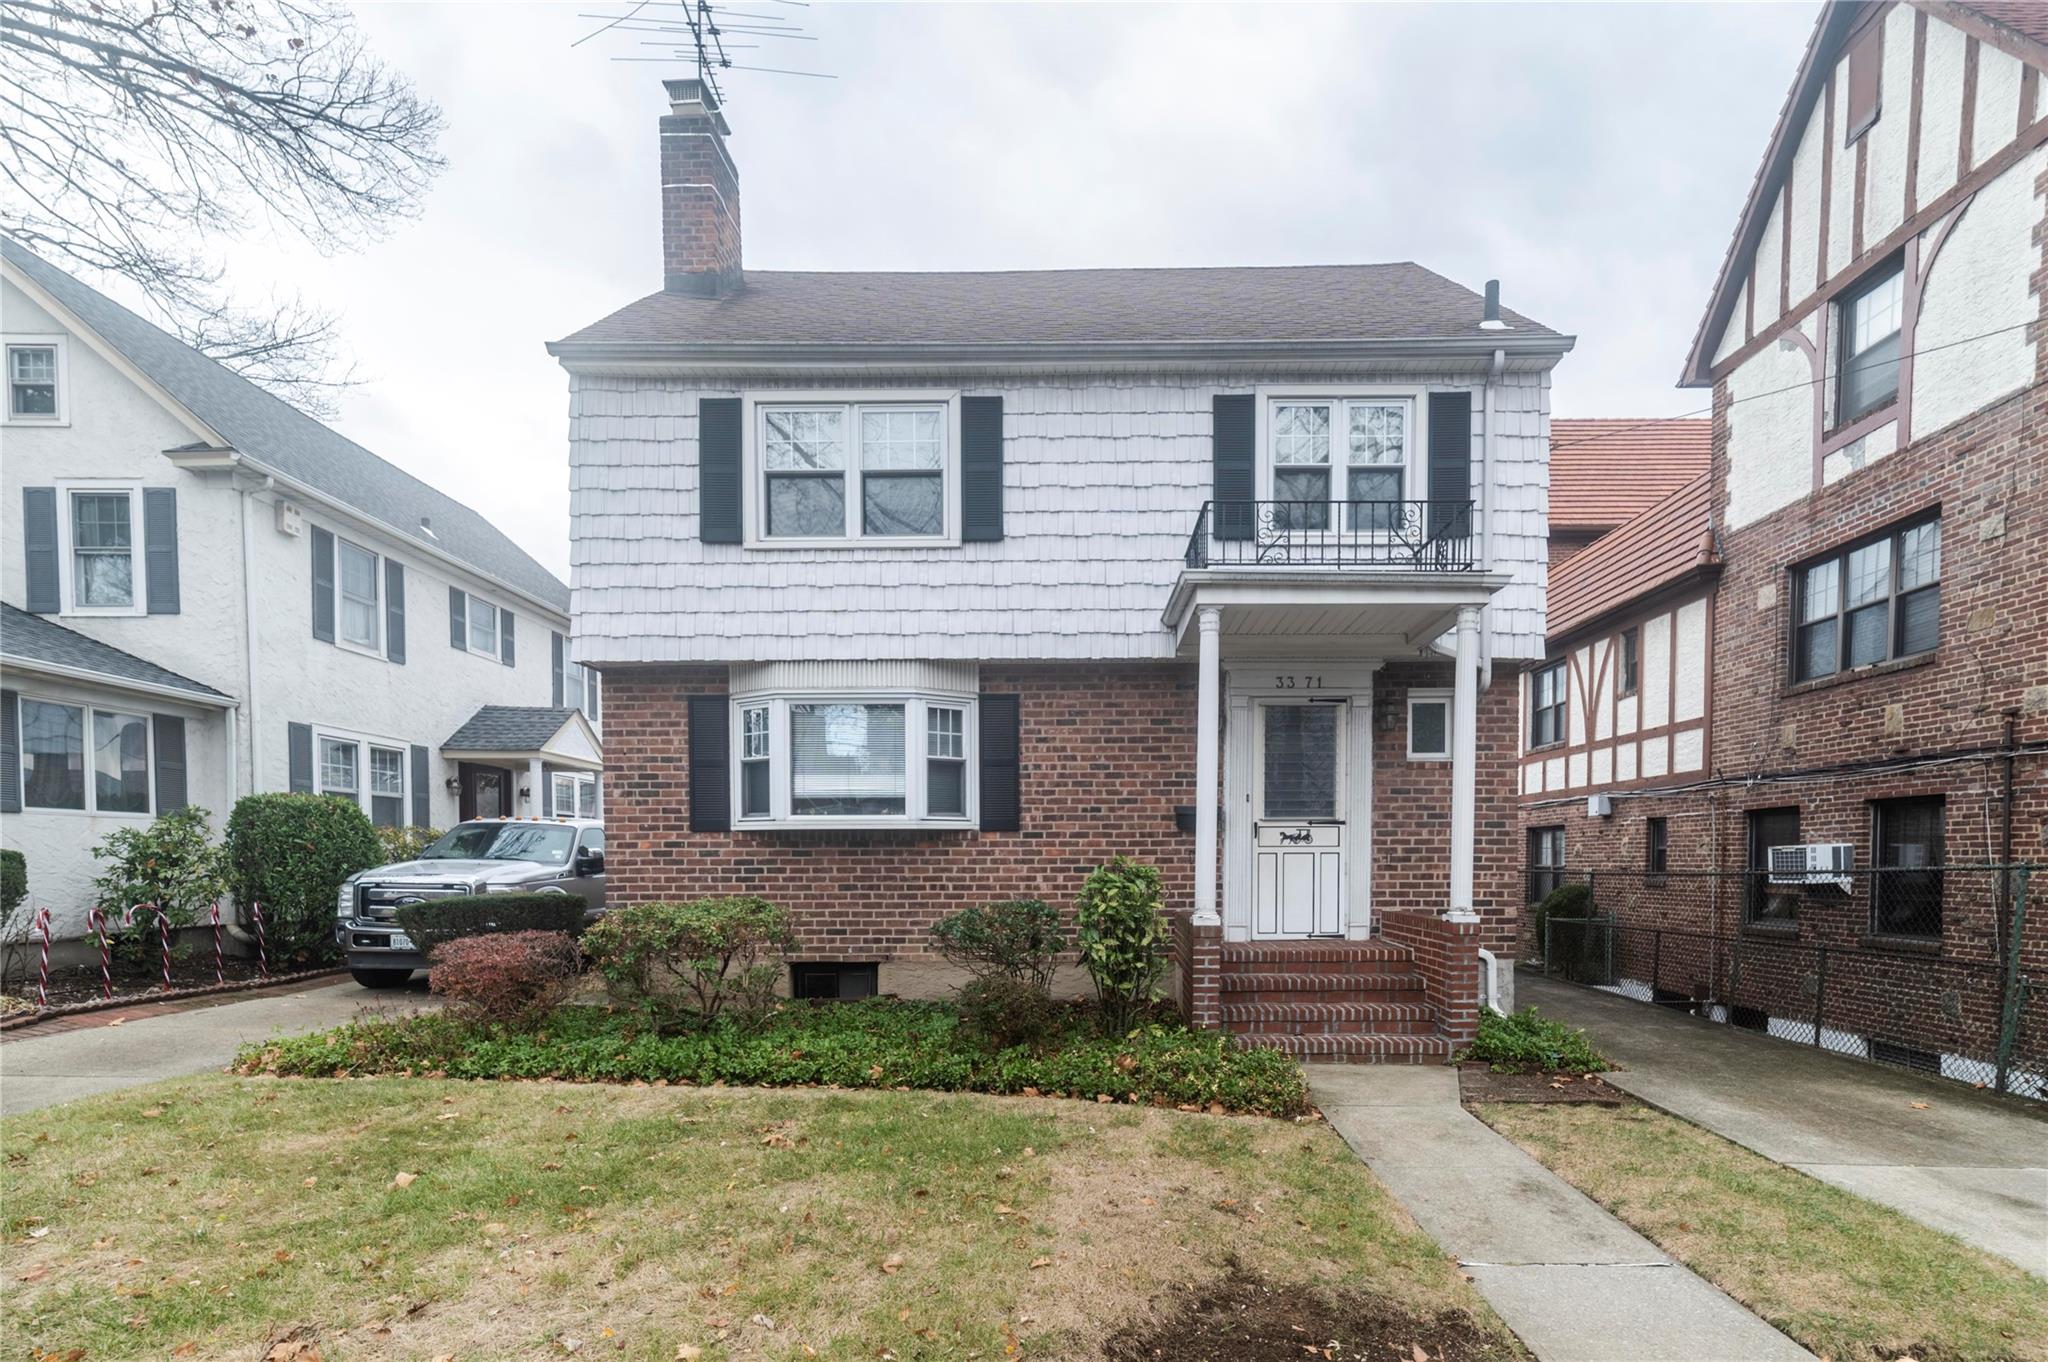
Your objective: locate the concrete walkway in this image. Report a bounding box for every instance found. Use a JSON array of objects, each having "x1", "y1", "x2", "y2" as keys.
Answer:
[
  {"x1": 1, "y1": 977, "x2": 432, "y2": 1117},
  {"x1": 1522, "y1": 973, "x2": 2048, "y2": 1276},
  {"x1": 1308, "y1": 1064, "x2": 1814, "y2": 1362}
]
